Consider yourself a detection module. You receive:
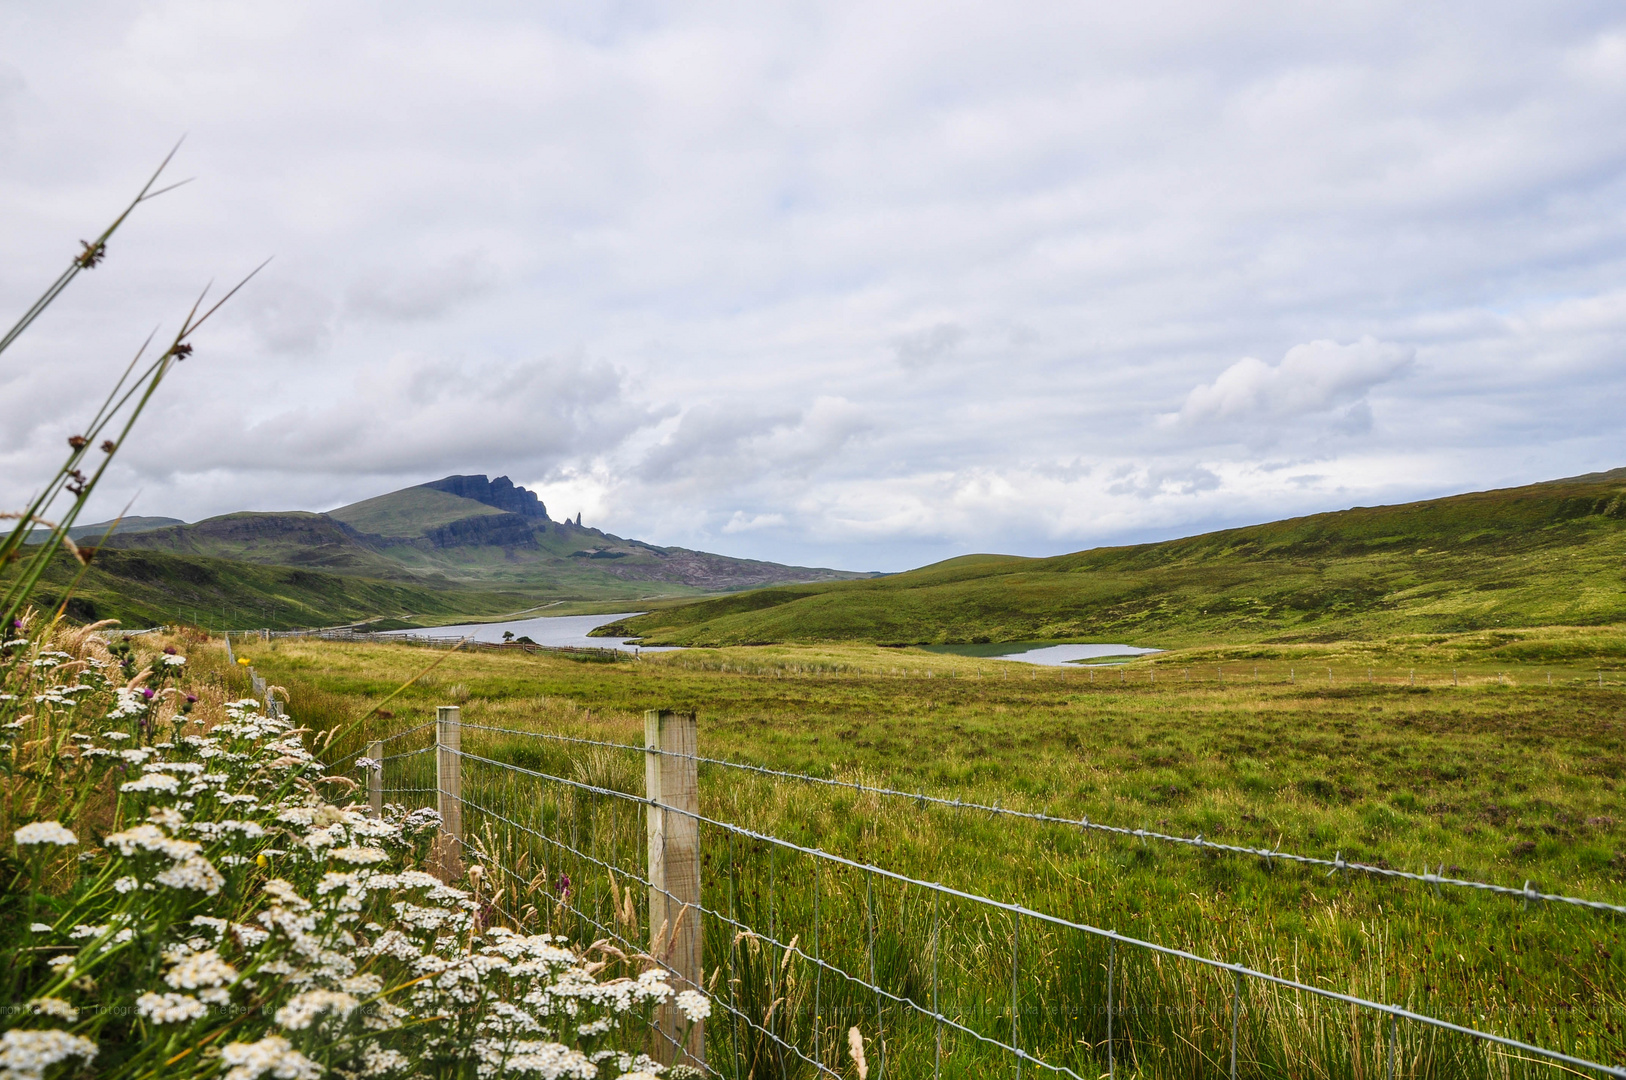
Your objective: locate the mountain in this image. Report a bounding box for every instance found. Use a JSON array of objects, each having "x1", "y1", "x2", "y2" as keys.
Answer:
[
  {"x1": 604, "y1": 468, "x2": 1626, "y2": 649},
  {"x1": 103, "y1": 474, "x2": 874, "y2": 600}
]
